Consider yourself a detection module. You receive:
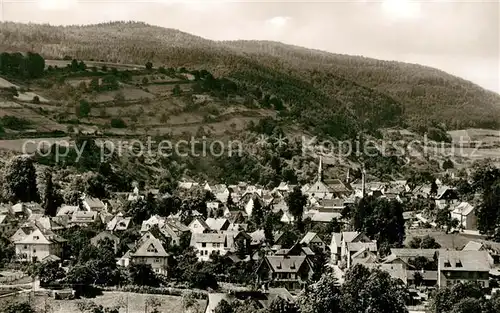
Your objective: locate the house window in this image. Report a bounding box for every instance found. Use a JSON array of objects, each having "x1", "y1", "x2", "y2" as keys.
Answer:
[
  {"x1": 23, "y1": 245, "x2": 27, "y2": 249},
  {"x1": 155, "y1": 258, "x2": 160, "y2": 263},
  {"x1": 33, "y1": 236, "x2": 39, "y2": 240},
  {"x1": 33, "y1": 249, "x2": 36, "y2": 253},
  {"x1": 212, "y1": 243, "x2": 217, "y2": 248},
  {"x1": 202, "y1": 243, "x2": 206, "y2": 248}
]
